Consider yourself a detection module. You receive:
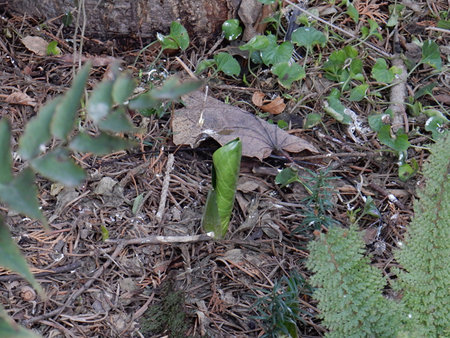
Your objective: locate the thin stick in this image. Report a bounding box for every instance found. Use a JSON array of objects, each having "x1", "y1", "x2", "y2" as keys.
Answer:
[{"x1": 156, "y1": 153, "x2": 175, "y2": 222}]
